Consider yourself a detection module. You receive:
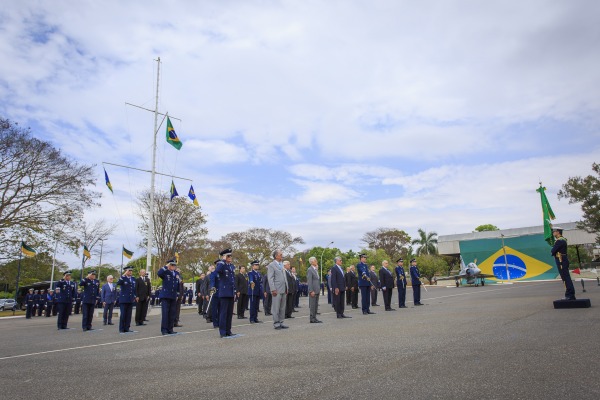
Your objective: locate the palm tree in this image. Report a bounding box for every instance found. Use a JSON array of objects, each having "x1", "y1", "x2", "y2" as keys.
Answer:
[{"x1": 412, "y1": 229, "x2": 438, "y2": 255}]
